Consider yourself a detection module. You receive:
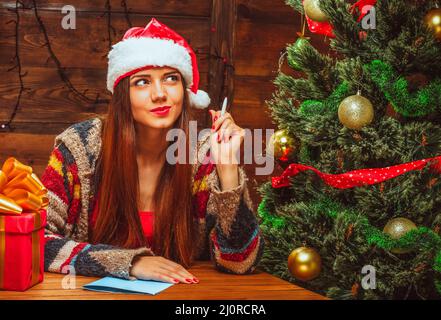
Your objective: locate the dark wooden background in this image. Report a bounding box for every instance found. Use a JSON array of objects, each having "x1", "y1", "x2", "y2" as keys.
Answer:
[{"x1": 0, "y1": 0, "x2": 329, "y2": 209}]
